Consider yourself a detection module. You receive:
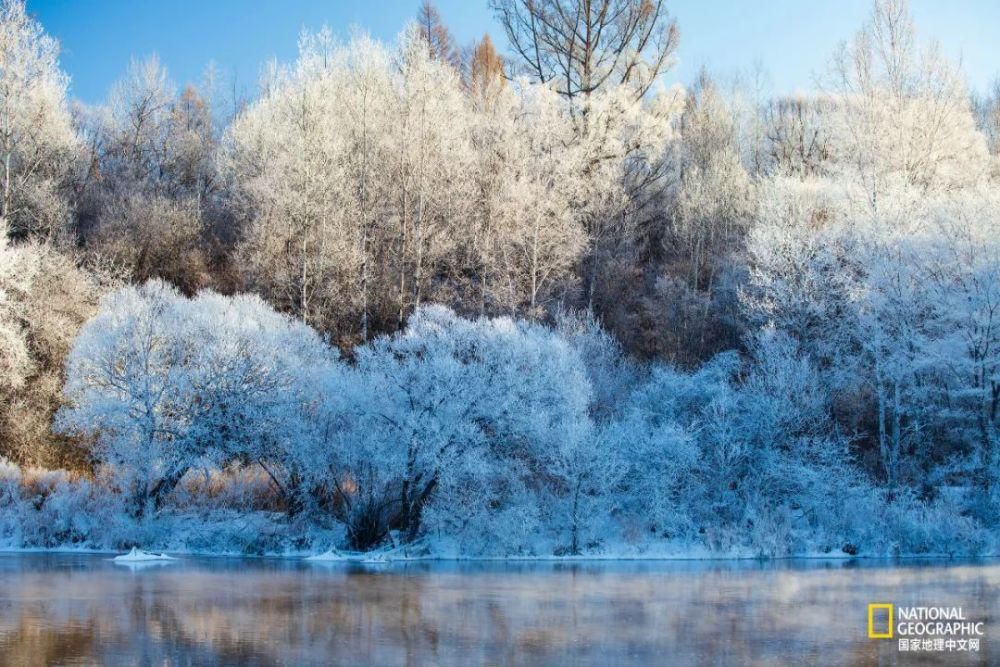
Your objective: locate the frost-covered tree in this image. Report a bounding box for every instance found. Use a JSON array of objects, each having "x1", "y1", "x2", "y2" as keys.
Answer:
[
  {"x1": 490, "y1": 83, "x2": 586, "y2": 316},
  {"x1": 0, "y1": 223, "x2": 33, "y2": 396},
  {"x1": 607, "y1": 335, "x2": 867, "y2": 555},
  {"x1": 105, "y1": 56, "x2": 176, "y2": 186},
  {"x1": 742, "y1": 0, "x2": 997, "y2": 498},
  {"x1": 491, "y1": 0, "x2": 683, "y2": 313},
  {"x1": 0, "y1": 0, "x2": 78, "y2": 239},
  {"x1": 0, "y1": 223, "x2": 107, "y2": 467},
  {"x1": 1, "y1": 0, "x2": 997, "y2": 559},
  {"x1": 764, "y1": 95, "x2": 835, "y2": 178},
  {"x1": 826, "y1": 0, "x2": 989, "y2": 212},
  {"x1": 77, "y1": 57, "x2": 219, "y2": 293},
  {"x1": 57, "y1": 281, "x2": 334, "y2": 517},
  {"x1": 644, "y1": 74, "x2": 754, "y2": 363},
  {"x1": 388, "y1": 27, "x2": 475, "y2": 321},
  {"x1": 327, "y1": 306, "x2": 592, "y2": 551},
  {"x1": 672, "y1": 76, "x2": 754, "y2": 288},
  {"x1": 223, "y1": 29, "x2": 360, "y2": 331},
  {"x1": 573, "y1": 81, "x2": 681, "y2": 307},
  {"x1": 463, "y1": 76, "x2": 592, "y2": 319},
  {"x1": 223, "y1": 28, "x2": 474, "y2": 337},
  {"x1": 491, "y1": 0, "x2": 679, "y2": 103},
  {"x1": 918, "y1": 193, "x2": 1000, "y2": 494}
]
